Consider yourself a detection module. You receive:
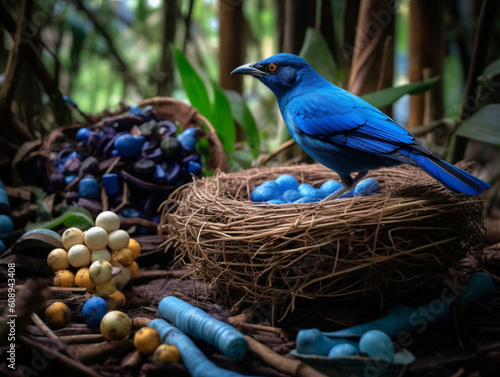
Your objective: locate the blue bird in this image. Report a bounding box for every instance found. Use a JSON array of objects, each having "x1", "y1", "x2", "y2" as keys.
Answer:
[{"x1": 232, "y1": 53, "x2": 491, "y2": 197}]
